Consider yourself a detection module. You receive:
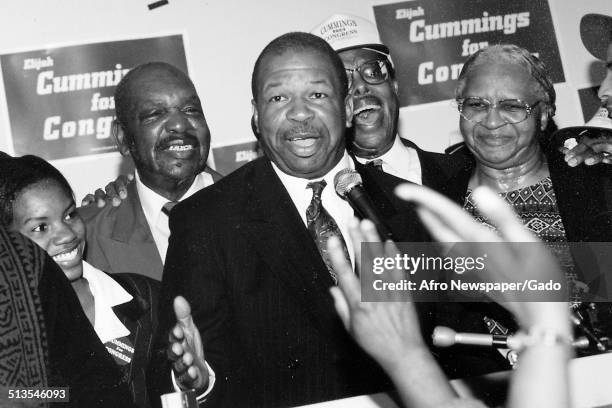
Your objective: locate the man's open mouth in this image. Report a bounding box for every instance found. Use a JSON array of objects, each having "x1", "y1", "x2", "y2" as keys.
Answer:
[
  {"x1": 167, "y1": 145, "x2": 194, "y2": 151},
  {"x1": 353, "y1": 96, "x2": 384, "y2": 126},
  {"x1": 158, "y1": 136, "x2": 199, "y2": 153},
  {"x1": 354, "y1": 104, "x2": 382, "y2": 120},
  {"x1": 289, "y1": 137, "x2": 318, "y2": 148}
]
